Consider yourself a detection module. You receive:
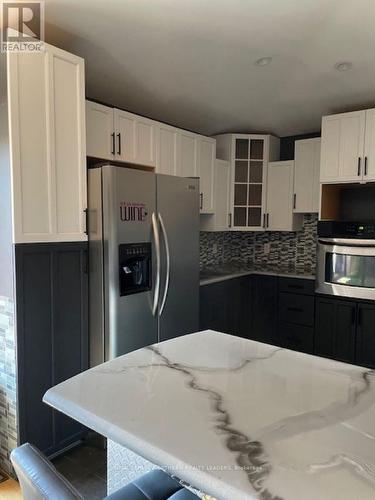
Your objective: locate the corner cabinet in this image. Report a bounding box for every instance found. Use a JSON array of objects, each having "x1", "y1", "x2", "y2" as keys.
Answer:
[
  {"x1": 7, "y1": 43, "x2": 87, "y2": 243},
  {"x1": 215, "y1": 134, "x2": 280, "y2": 231},
  {"x1": 320, "y1": 108, "x2": 375, "y2": 184}
]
